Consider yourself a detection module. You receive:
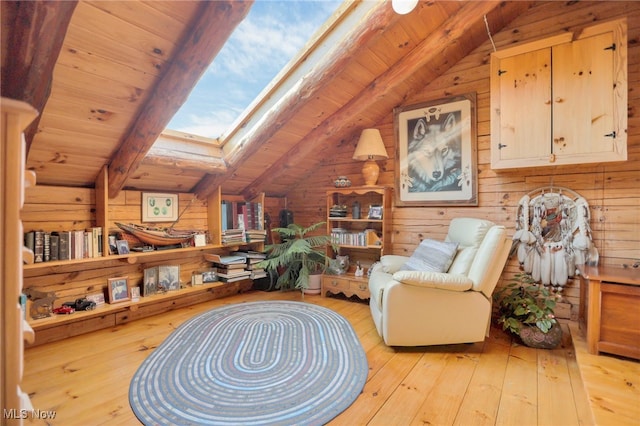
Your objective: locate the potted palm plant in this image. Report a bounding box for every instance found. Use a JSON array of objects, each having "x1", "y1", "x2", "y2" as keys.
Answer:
[
  {"x1": 493, "y1": 272, "x2": 563, "y2": 349},
  {"x1": 258, "y1": 221, "x2": 336, "y2": 293}
]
